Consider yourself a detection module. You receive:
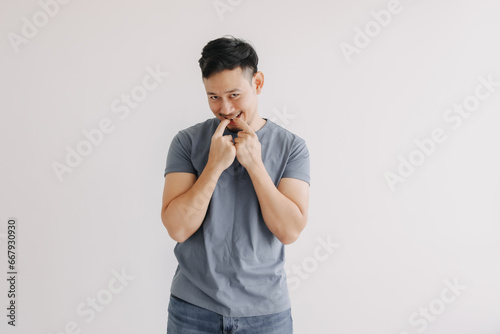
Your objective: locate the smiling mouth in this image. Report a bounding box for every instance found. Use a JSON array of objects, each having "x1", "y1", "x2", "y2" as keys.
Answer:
[{"x1": 226, "y1": 111, "x2": 242, "y2": 121}]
